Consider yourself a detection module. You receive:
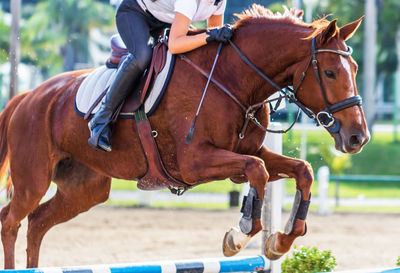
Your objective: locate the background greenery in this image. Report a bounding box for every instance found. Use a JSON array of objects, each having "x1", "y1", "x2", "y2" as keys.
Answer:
[
  {"x1": 1, "y1": 0, "x2": 115, "y2": 79},
  {"x1": 282, "y1": 246, "x2": 337, "y2": 273},
  {"x1": 283, "y1": 130, "x2": 400, "y2": 176}
]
